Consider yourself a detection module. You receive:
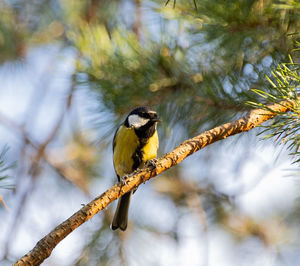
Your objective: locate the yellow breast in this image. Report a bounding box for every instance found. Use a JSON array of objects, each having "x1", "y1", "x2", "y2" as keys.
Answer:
[
  {"x1": 141, "y1": 130, "x2": 159, "y2": 163},
  {"x1": 113, "y1": 126, "x2": 159, "y2": 178}
]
